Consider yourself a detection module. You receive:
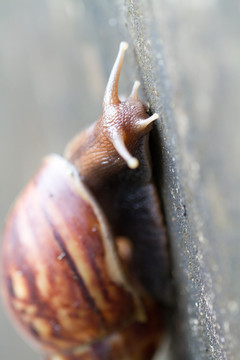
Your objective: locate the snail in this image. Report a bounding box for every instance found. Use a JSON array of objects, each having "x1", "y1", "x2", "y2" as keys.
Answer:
[{"x1": 1, "y1": 42, "x2": 169, "y2": 359}]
